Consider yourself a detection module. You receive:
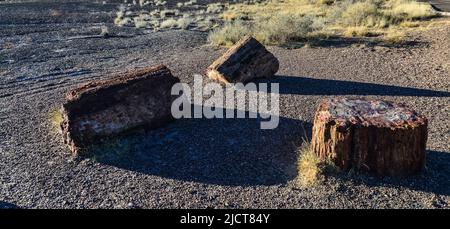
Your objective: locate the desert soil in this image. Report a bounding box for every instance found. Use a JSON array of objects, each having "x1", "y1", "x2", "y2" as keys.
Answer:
[{"x1": 0, "y1": 0, "x2": 449, "y2": 209}]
